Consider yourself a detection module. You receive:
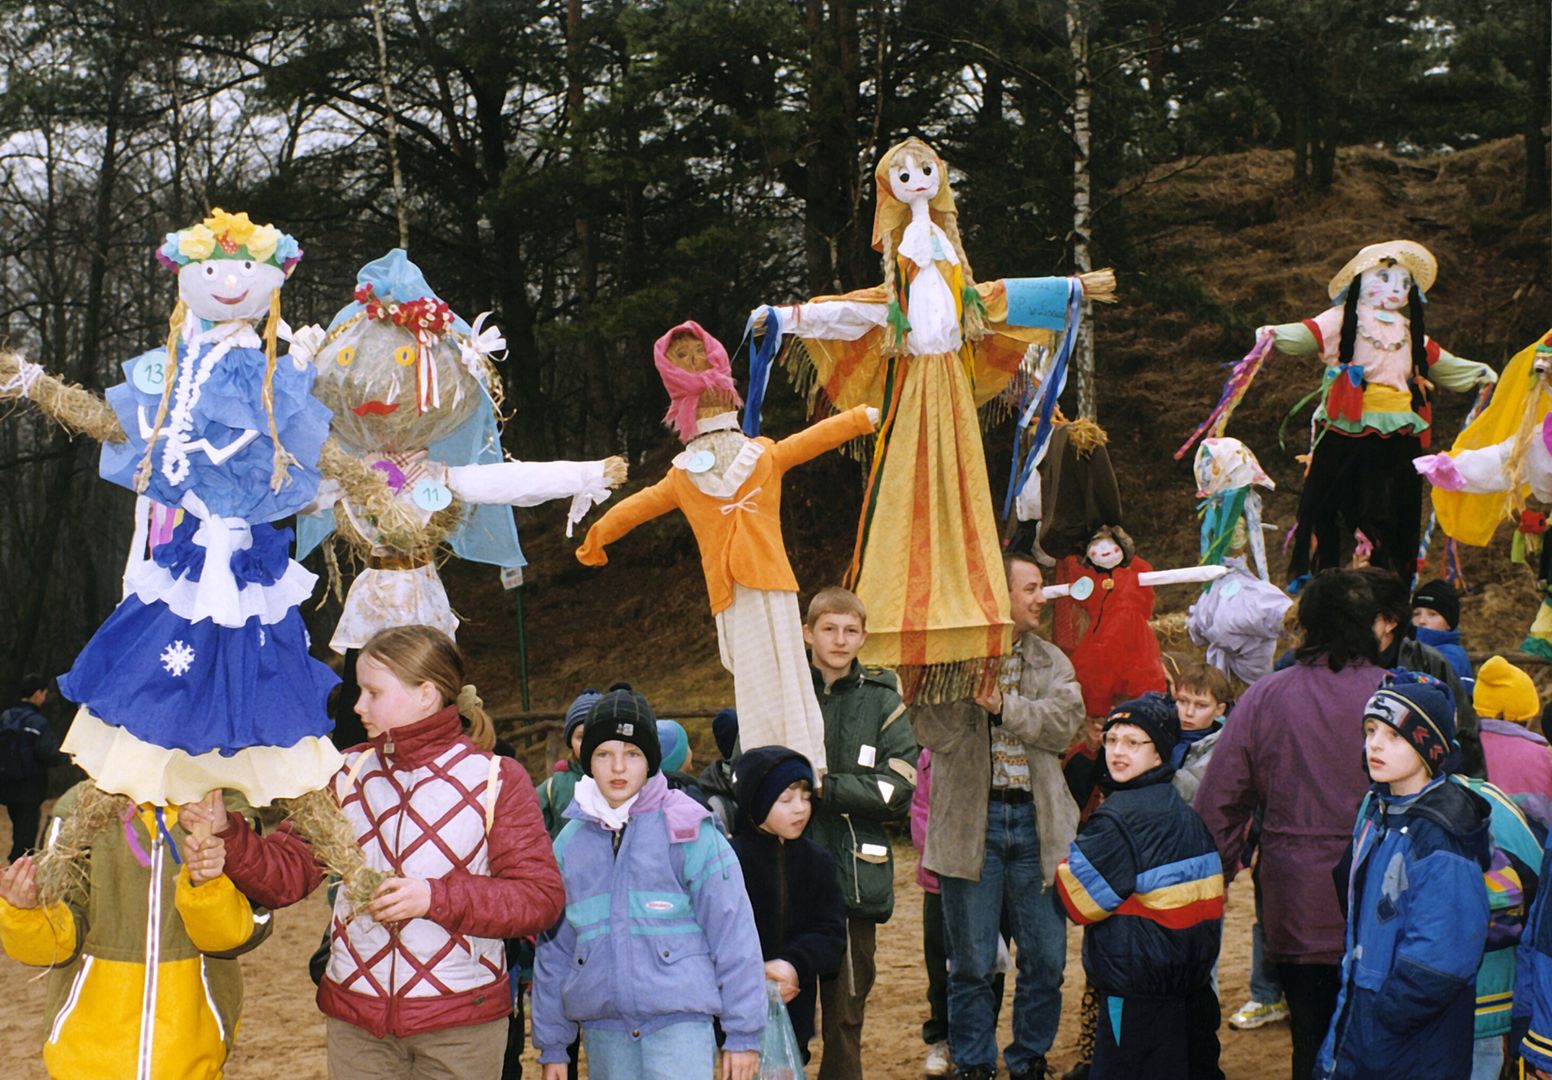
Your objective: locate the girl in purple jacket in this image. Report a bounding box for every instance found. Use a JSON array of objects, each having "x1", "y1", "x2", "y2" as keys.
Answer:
[{"x1": 532, "y1": 686, "x2": 766, "y2": 1080}]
